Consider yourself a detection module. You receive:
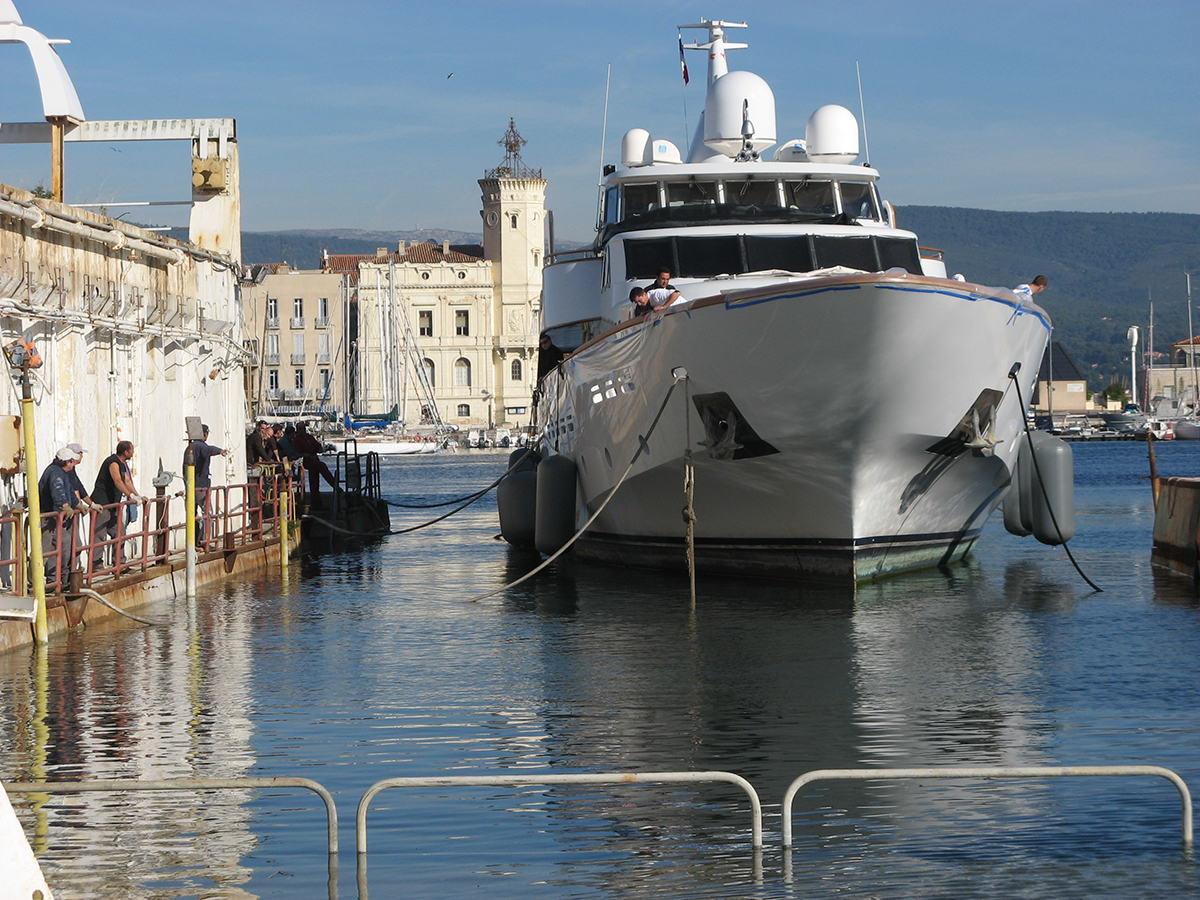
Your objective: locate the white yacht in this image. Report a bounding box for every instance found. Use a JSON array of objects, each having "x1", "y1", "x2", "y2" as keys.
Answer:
[{"x1": 531, "y1": 19, "x2": 1050, "y2": 581}]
